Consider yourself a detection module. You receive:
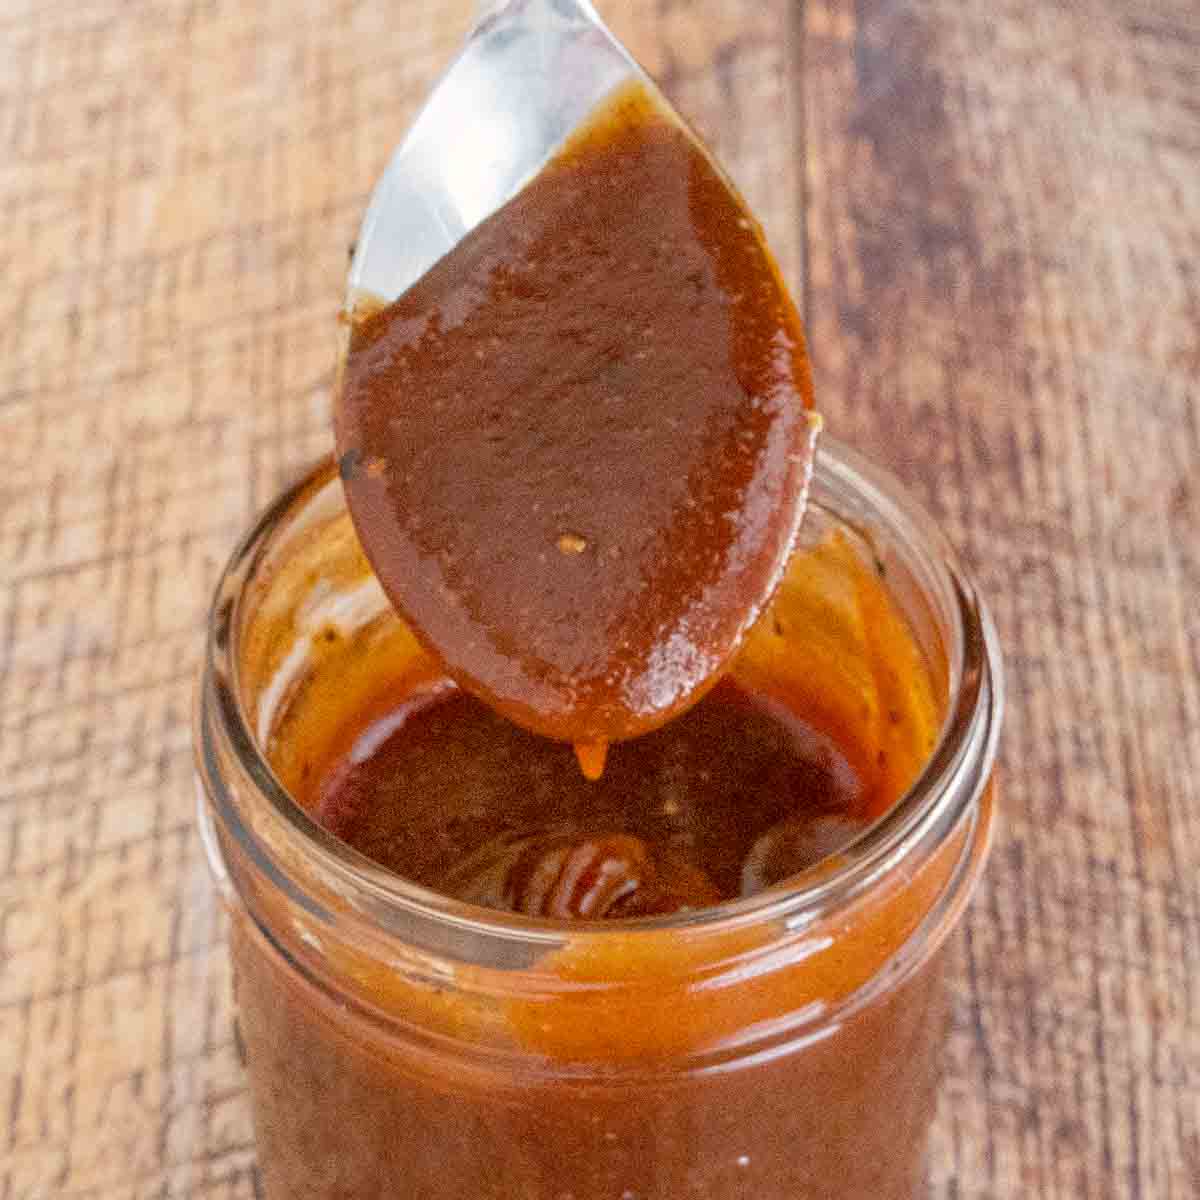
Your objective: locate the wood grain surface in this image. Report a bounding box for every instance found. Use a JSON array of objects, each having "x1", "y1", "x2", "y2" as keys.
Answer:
[{"x1": 1, "y1": 1, "x2": 1197, "y2": 1196}]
